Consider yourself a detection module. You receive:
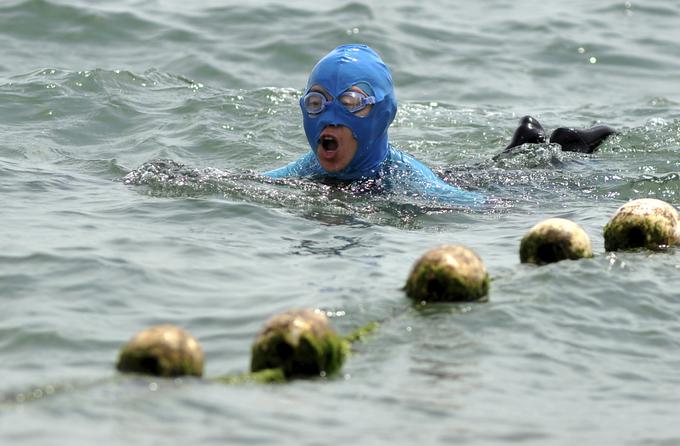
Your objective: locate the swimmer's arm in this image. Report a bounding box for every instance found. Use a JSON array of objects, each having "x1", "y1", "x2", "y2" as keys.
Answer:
[
  {"x1": 418, "y1": 175, "x2": 486, "y2": 206},
  {"x1": 262, "y1": 152, "x2": 318, "y2": 179},
  {"x1": 262, "y1": 163, "x2": 297, "y2": 179},
  {"x1": 394, "y1": 149, "x2": 485, "y2": 206}
]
